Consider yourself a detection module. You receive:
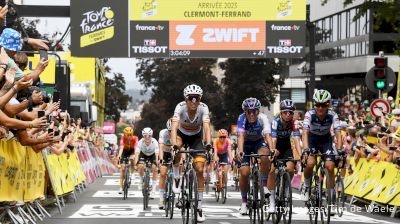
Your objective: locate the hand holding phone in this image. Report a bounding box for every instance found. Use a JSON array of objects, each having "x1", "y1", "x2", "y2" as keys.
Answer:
[
  {"x1": 38, "y1": 110, "x2": 45, "y2": 118},
  {"x1": 39, "y1": 49, "x2": 48, "y2": 60}
]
